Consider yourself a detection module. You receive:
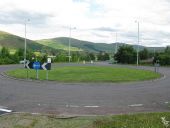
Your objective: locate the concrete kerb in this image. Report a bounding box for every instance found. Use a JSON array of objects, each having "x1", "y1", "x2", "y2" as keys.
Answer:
[{"x1": 0, "y1": 111, "x2": 99, "y2": 119}]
